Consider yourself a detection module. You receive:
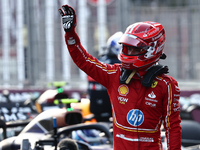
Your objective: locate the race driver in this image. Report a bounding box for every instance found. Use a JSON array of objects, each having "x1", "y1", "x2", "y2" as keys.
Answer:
[{"x1": 58, "y1": 5, "x2": 182, "y2": 150}]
